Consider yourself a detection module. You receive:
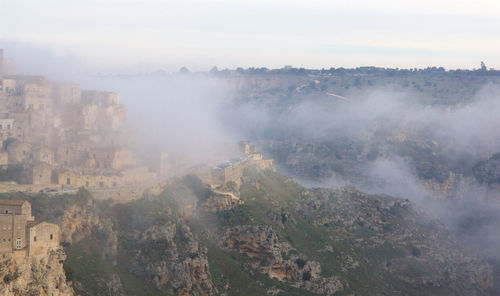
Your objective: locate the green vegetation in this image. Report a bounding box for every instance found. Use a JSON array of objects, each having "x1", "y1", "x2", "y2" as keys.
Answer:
[
  {"x1": 2, "y1": 168, "x2": 491, "y2": 295},
  {"x1": 204, "y1": 239, "x2": 316, "y2": 296},
  {"x1": 182, "y1": 174, "x2": 213, "y2": 201},
  {"x1": 0, "y1": 164, "x2": 23, "y2": 182}
]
